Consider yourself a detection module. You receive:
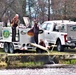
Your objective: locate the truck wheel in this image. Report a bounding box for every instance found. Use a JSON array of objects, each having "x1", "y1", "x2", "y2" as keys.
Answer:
[
  {"x1": 36, "y1": 48, "x2": 42, "y2": 53},
  {"x1": 4, "y1": 43, "x2": 9, "y2": 53},
  {"x1": 57, "y1": 41, "x2": 64, "y2": 52},
  {"x1": 9, "y1": 43, "x2": 14, "y2": 53},
  {"x1": 70, "y1": 46, "x2": 75, "y2": 49}
]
